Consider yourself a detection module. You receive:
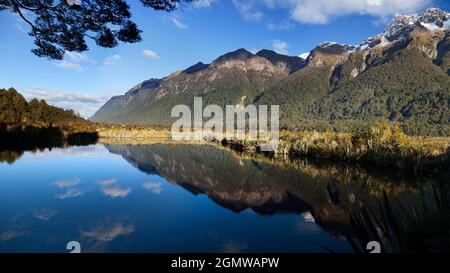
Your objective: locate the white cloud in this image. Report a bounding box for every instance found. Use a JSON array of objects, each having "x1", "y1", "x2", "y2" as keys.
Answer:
[
  {"x1": 98, "y1": 178, "x2": 131, "y2": 198},
  {"x1": 55, "y1": 60, "x2": 84, "y2": 72},
  {"x1": 192, "y1": 0, "x2": 215, "y2": 8},
  {"x1": 55, "y1": 51, "x2": 91, "y2": 72},
  {"x1": 103, "y1": 54, "x2": 121, "y2": 66},
  {"x1": 22, "y1": 86, "x2": 118, "y2": 118},
  {"x1": 233, "y1": 0, "x2": 264, "y2": 22},
  {"x1": 33, "y1": 208, "x2": 58, "y2": 221},
  {"x1": 54, "y1": 178, "x2": 81, "y2": 189},
  {"x1": 171, "y1": 18, "x2": 189, "y2": 29},
  {"x1": 142, "y1": 182, "x2": 163, "y2": 194},
  {"x1": 53, "y1": 177, "x2": 84, "y2": 199},
  {"x1": 101, "y1": 186, "x2": 131, "y2": 198},
  {"x1": 81, "y1": 222, "x2": 134, "y2": 242},
  {"x1": 143, "y1": 49, "x2": 160, "y2": 60},
  {"x1": 262, "y1": 0, "x2": 431, "y2": 24},
  {"x1": 0, "y1": 230, "x2": 28, "y2": 243},
  {"x1": 272, "y1": 39, "x2": 290, "y2": 55},
  {"x1": 65, "y1": 51, "x2": 89, "y2": 63},
  {"x1": 55, "y1": 188, "x2": 84, "y2": 199},
  {"x1": 98, "y1": 178, "x2": 118, "y2": 186}
]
